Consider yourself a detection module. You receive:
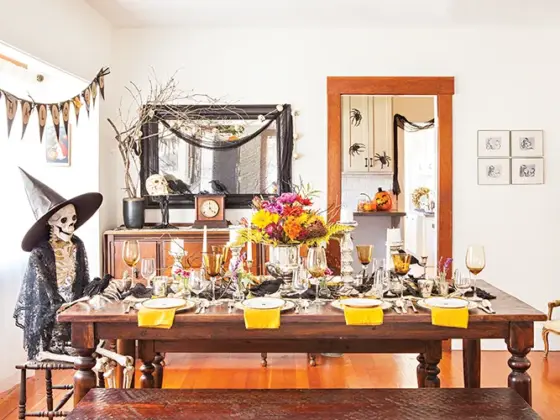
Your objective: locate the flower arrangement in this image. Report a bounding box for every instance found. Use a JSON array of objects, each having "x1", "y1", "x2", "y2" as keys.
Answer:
[{"x1": 236, "y1": 185, "x2": 348, "y2": 247}]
